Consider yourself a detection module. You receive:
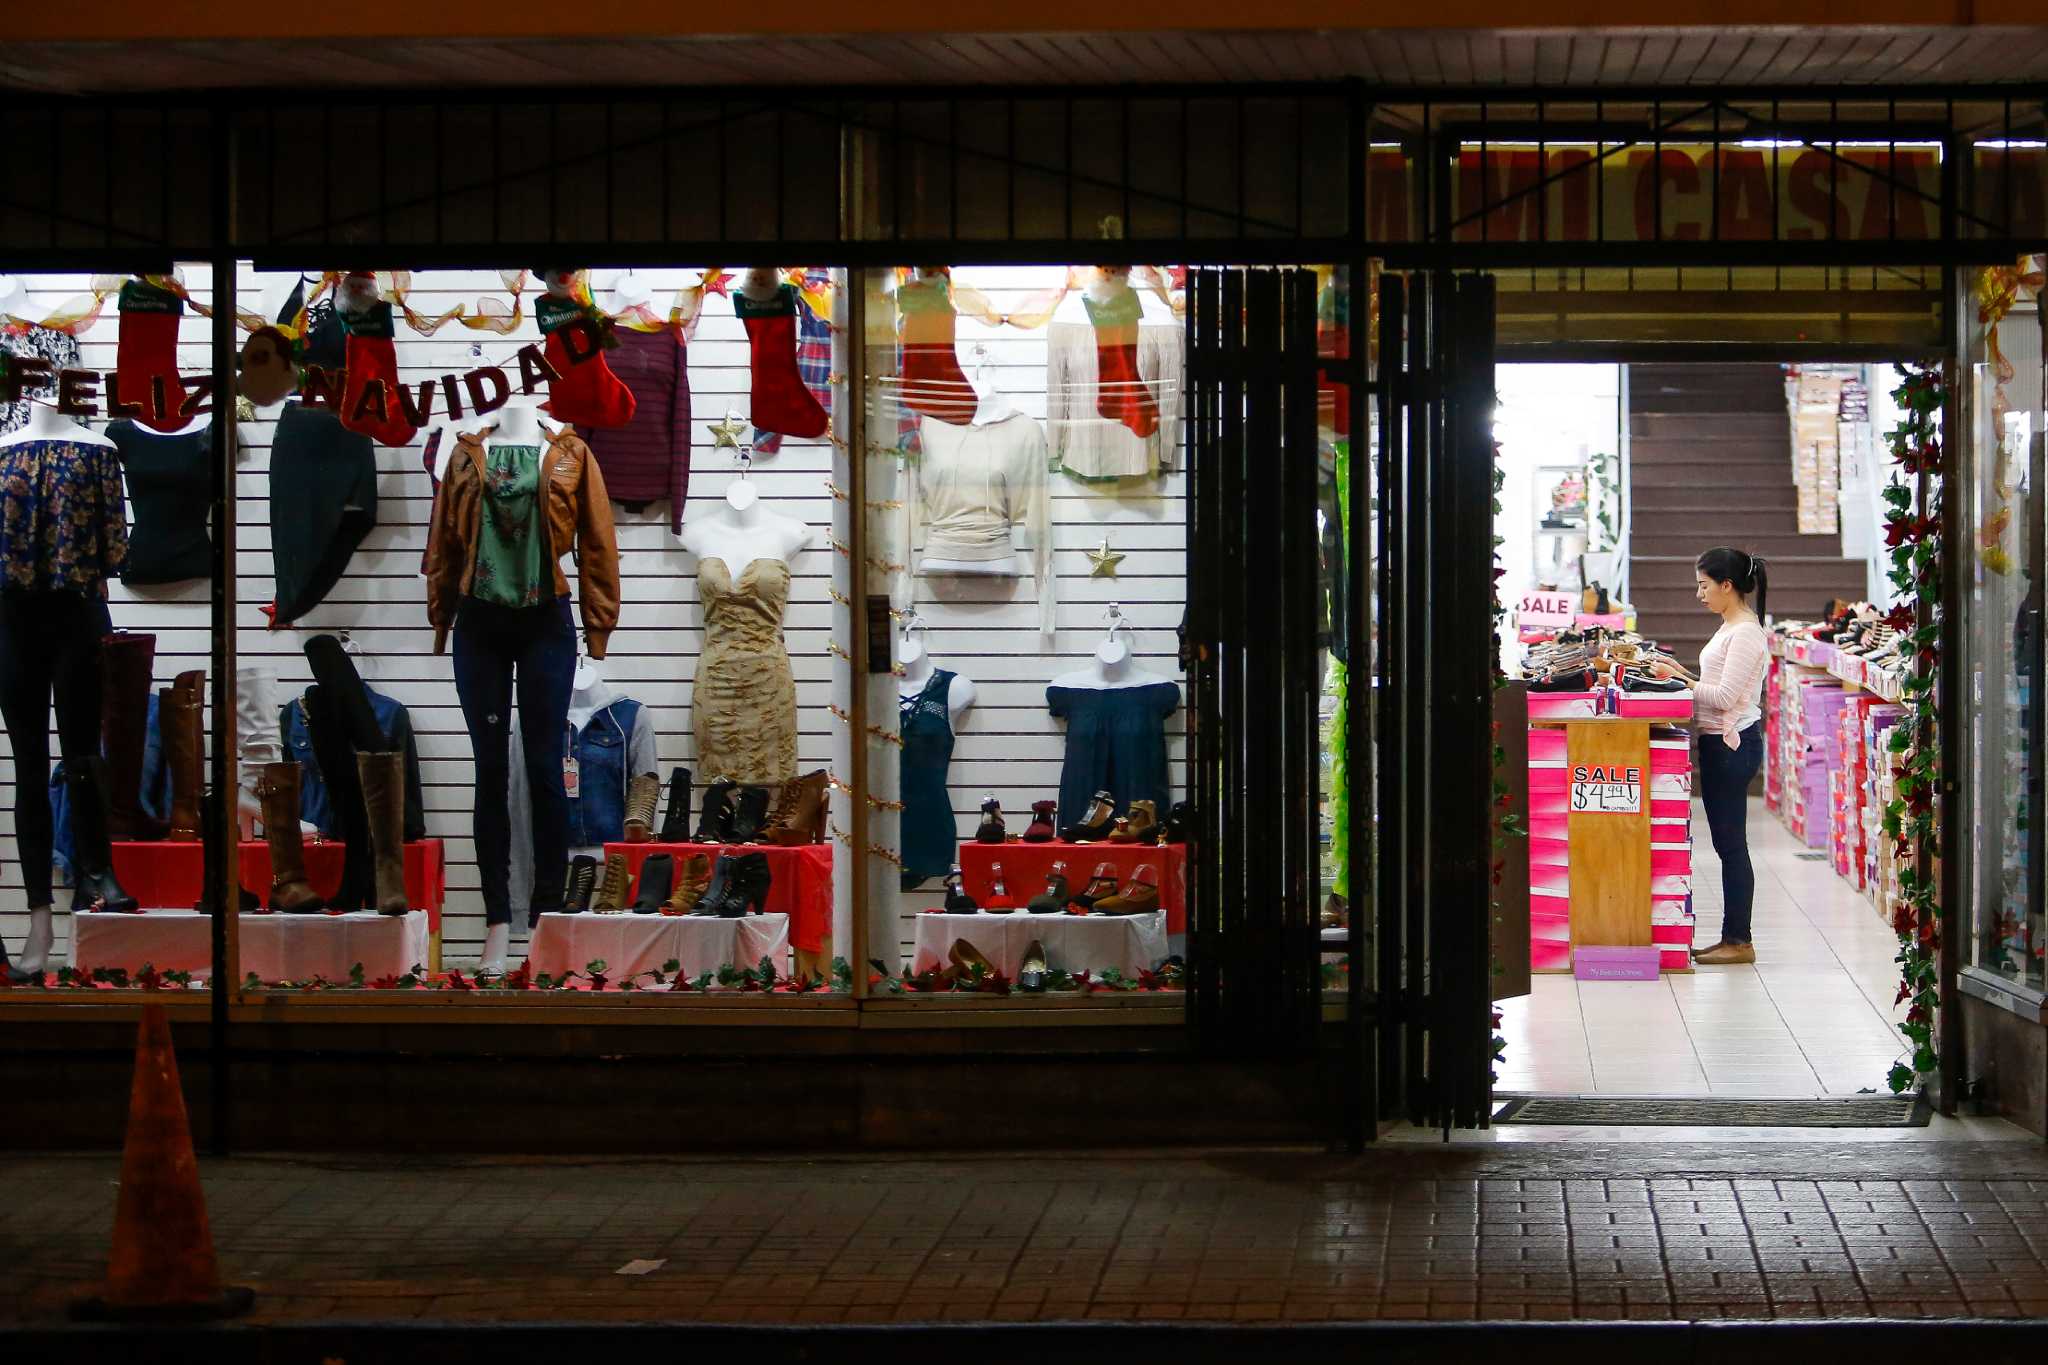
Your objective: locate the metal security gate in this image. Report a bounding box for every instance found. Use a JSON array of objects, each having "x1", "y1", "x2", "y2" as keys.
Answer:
[
  {"x1": 1375, "y1": 270, "x2": 1500, "y2": 1132},
  {"x1": 1186, "y1": 267, "x2": 1326, "y2": 1055}
]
